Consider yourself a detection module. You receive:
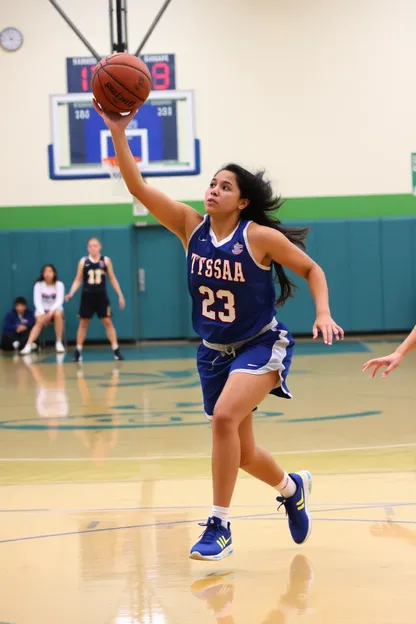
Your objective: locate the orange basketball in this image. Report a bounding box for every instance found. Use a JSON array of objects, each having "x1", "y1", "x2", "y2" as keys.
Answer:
[{"x1": 91, "y1": 53, "x2": 152, "y2": 113}]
